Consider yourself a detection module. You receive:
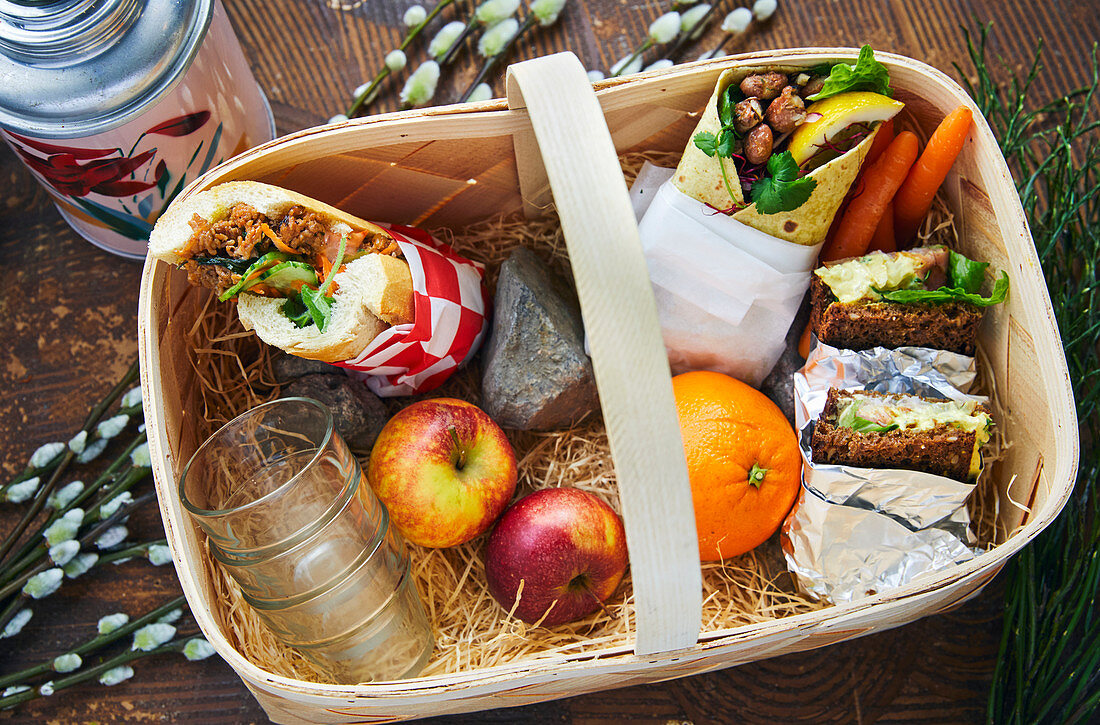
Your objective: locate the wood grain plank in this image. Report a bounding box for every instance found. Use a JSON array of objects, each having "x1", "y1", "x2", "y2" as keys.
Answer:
[{"x1": 0, "y1": 0, "x2": 1095, "y2": 722}]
